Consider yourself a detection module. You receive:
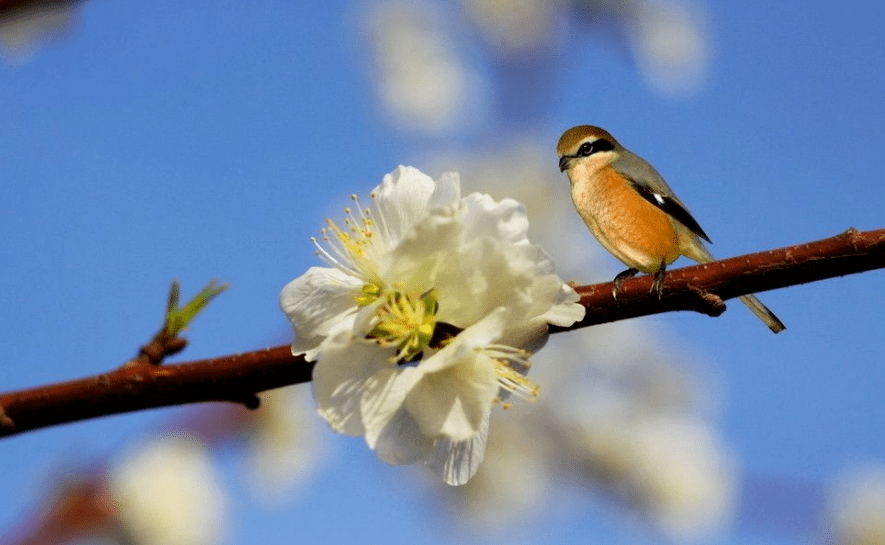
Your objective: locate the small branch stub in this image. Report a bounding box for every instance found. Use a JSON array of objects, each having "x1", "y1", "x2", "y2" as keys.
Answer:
[{"x1": 132, "y1": 280, "x2": 229, "y2": 367}]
